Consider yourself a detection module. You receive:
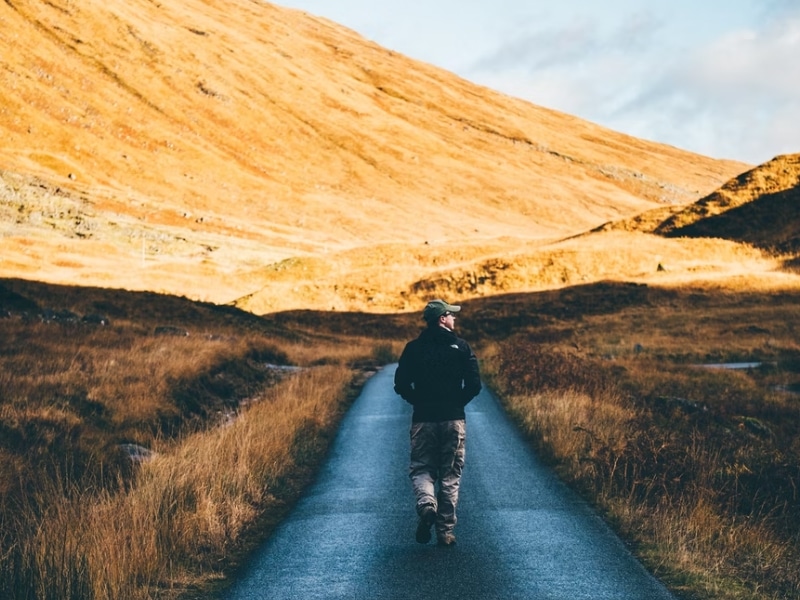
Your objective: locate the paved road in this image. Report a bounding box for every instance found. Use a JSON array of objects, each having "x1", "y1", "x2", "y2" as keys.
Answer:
[{"x1": 225, "y1": 365, "x2": 675, "y2": 600}]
